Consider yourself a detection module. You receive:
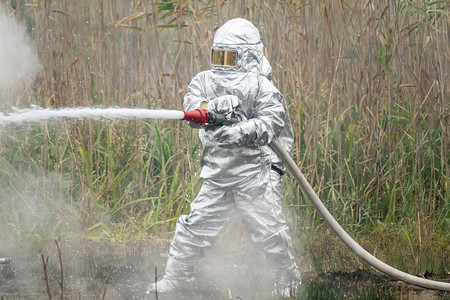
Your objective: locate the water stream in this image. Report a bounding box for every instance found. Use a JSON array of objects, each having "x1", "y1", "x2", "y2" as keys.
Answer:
[{"x1": 0, "y1": 106, "x2": 185, "y2": 125}]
